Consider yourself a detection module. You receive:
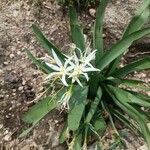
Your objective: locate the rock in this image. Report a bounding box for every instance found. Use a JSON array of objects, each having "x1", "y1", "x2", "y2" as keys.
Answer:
[
  {"x1": 10, "y1": 53, "x2": 15, "y2": 59},
  {"x1": 89, "y1": 8, "x2": 96, "y2": 17},
  {"x1": 18, "y1": 86, "x2": 24, "y2": 91},
  {"x1": 0, "y1": 124, "x2": 3, "y2": 129},
  {"x1": 22, "y1": 145, "x2": 30, "y2": 150},
  {"x1": 4, "y1": 134, "x2": 12, "y2": 141},
  {"x1": 3, "y1": 61, "x2": 9, "y2": 65}
]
